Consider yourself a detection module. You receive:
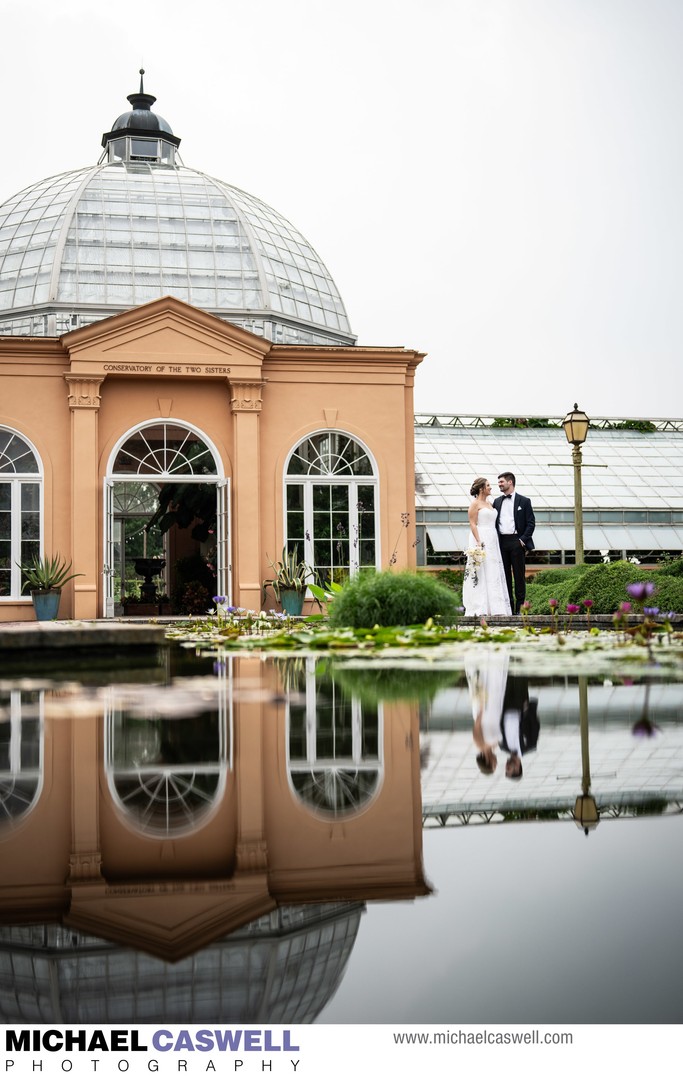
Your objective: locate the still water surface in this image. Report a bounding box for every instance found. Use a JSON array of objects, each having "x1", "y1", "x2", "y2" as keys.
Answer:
[{"x1": 1, "y1": 643, "x2": 681, "y2": 1024}]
